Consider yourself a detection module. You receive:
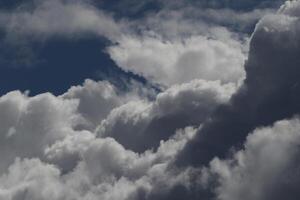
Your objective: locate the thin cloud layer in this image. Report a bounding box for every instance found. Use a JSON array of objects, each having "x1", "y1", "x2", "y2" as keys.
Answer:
[{"x1": 0, "y1": 0, "x2": 121, "y2": 41}]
